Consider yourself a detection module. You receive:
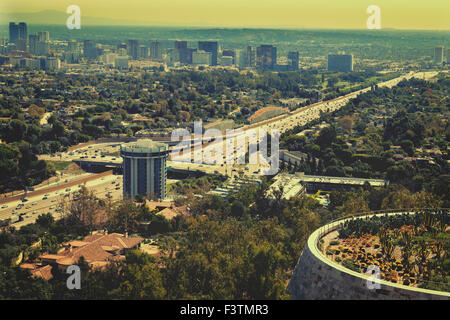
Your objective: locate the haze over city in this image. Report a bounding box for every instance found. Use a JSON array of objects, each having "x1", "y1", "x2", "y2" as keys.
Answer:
[{"x1": 1, "y1": 0, "x2": 450, "y2": 29}]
